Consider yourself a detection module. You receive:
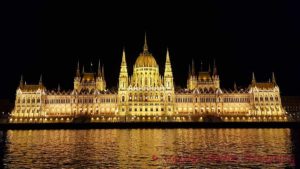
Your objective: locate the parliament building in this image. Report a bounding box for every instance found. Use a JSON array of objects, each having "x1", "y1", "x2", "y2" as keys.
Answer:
[{"x1": 10, "y1": 35, "x2": 287, "y2": 123}]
